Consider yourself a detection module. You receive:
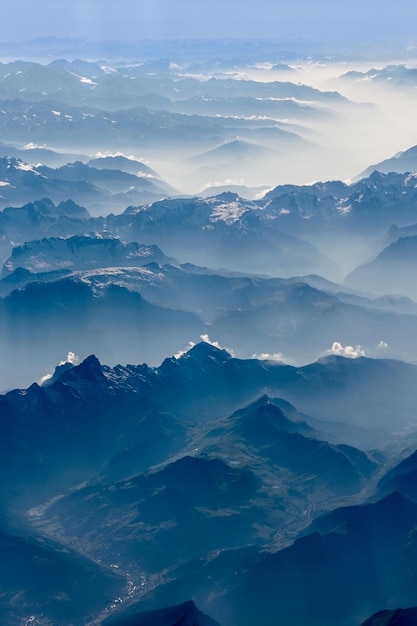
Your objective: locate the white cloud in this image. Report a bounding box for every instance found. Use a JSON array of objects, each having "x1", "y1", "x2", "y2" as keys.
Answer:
[
  {"x1": 38, "y1": 372, "x2": 53, "y2": 386},
  {"x1": 59, "y1": 351, "x2": 79, "y2": 366},
  {"x1": 174, "y1": 341, "x2": 195, "y2": 359},
  {"x1": 377, "y1": 340, "x2": 389, "y2": 349},
  {"x1": 327, "y1": 341, "x2": 365, "y2": 358},
  {"x1": 38, "y1": 351, "x2": 79, "y2": 386},
  {"x1": 252, "y1": 352, "x2": 284, "y2": 362}
]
